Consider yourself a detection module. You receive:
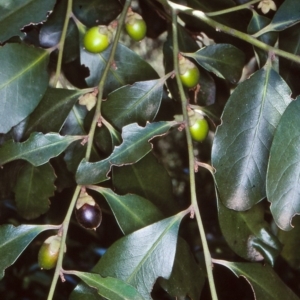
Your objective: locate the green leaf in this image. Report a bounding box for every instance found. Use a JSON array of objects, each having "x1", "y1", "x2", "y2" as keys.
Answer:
[
  {"x1": 212, "y1": 67, "x2": 292, "y2": 210},
  {"x1": 94, "y1": 210, "x2": 189, "y2": 300},
  {"x1": 0, "y1": 44, "x2": 49, "y2": 133},
  {"x1": 278, "y1": 215, "x2": 300, "y2": 269},
  {"x1": 248, "y1": 11, "x2": 278, "y2": 67},
  {"x1": 102, "y1": 78, "x2": 166, "y2": 130},
  {"x1": 0, "y1": 0, "x2": 56, "y2": 42},
  {"x1": 88, "y1": 186, "x2": 164, "y2": 234},
  {"x1": 0, "y1": 224, "x2": 56, "y2": 280},
  {"x1": 76, "y1": 121, "x2": 175, "y2": 185},
  {"x1": 112, "y1": 152, "x2": 177, "y2": 216},
  {"x1": 218, "y1": 198, "x2": 281, "y2": 265},
  {"x1": 214, "y1": 259, "x2": 300, "y2": 300},
  {"x1": 72, "y1": 0, "x2": 122, "y2": 27},
  {"x1": 61, "y1": 104, "x2": 89, "y2": 173},
  {"x1": 13, "y1": 162, "x2": 56, "y2": 220},
  {"x1": 70, "y1": 271, "x2": 144, "y2": 300},
  {"x1": 267, "y1": 97, "x2": 300, "y2": 230},
  {"x1": 22, "y1": 88, "x2": 84, "y2": 138},
  {"x1": 279, "y1": 23, "x2": 300, "y2": 97},
  {"x1": 159, "y1": 238, "x2": 205, "y2": 299},
  {"x1": 184, "y1": 44, "x2": 245, "y2": 84},
  {"x1": 80, "y1": 43, "x2": 159, "y2": 96},
  {"x1": 254, "y1": 0, "x2": 300, "y2": 36},
  {"x1": 0, "y1": 133, "x2": 84, "y2": 166}
]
